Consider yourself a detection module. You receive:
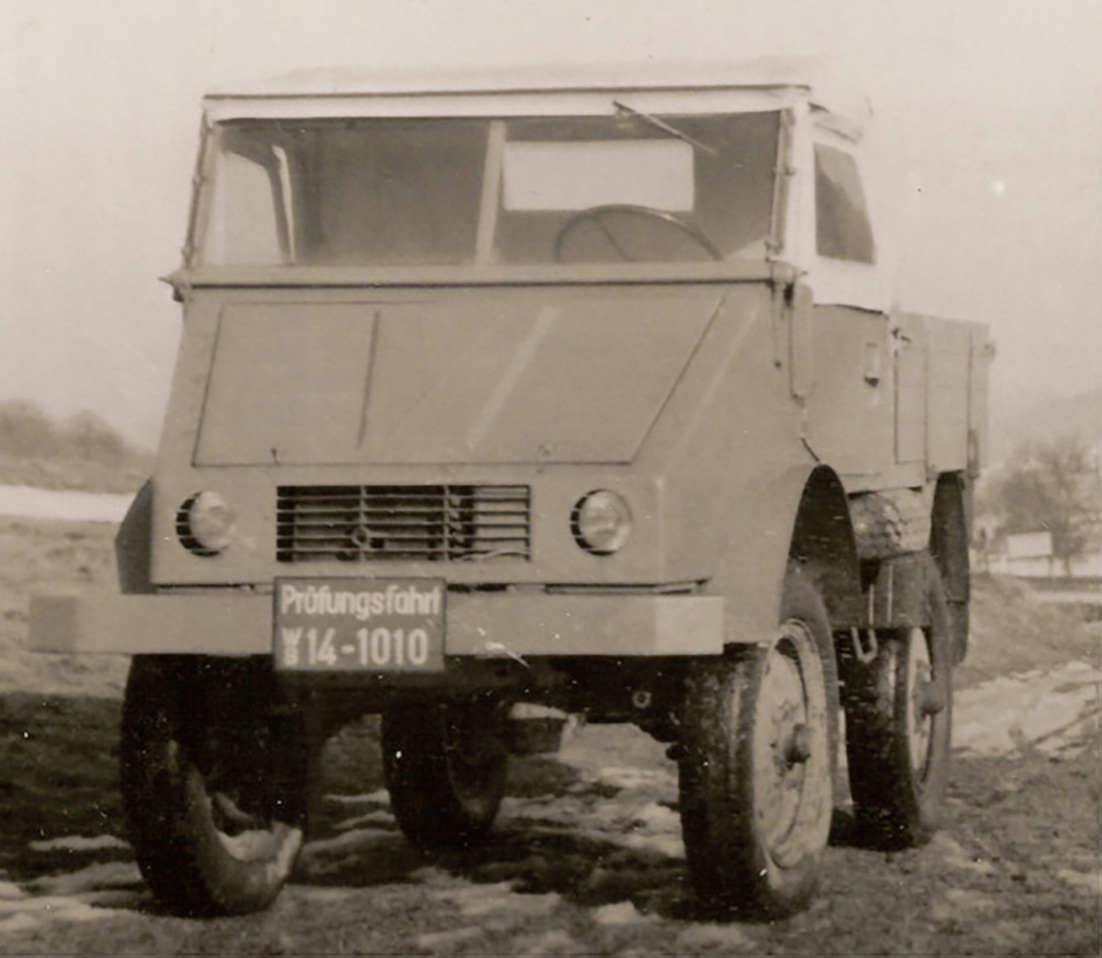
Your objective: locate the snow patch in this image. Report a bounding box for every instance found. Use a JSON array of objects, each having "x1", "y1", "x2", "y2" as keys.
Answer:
[
  {"x1": 629, "y1": 801, "x2": 681, "y2": 831},
  {"x1": 622, "y1": 830, "x2": 685, "y2": 859},
  {"x1": 27, "y1": 862, "x2": 141, "y2": 897},
  {"x1": 954, "y1": 661, "x2": 1102, "y2": 756},
  {"x1": 589, "y1": 766, "x2": 677, "y2": 792},
  {"x1": 677, "y1": 922, "x2": 757, "y2": 951},
  {"x1": 29, "y1": 835, "x2": 130, "y2": 854},
  {"x1": 302, "y1": 827, "x2": 393, "y2": 858},
  {"x1": 332, "y1": 810, "x2": 395, "y2": 832},
  {"x1": 0, "y1": 485, "x2": 131, "y2": 523},
  {"x1": 592, "y1": 900, "x2": 653, "y2": 925},
  {"x1": 0, "y1": 894, "x2": 119, "y2": 932},
  {"x1": 323, "y1": 789, "x2": 390, "y2": 806}
]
